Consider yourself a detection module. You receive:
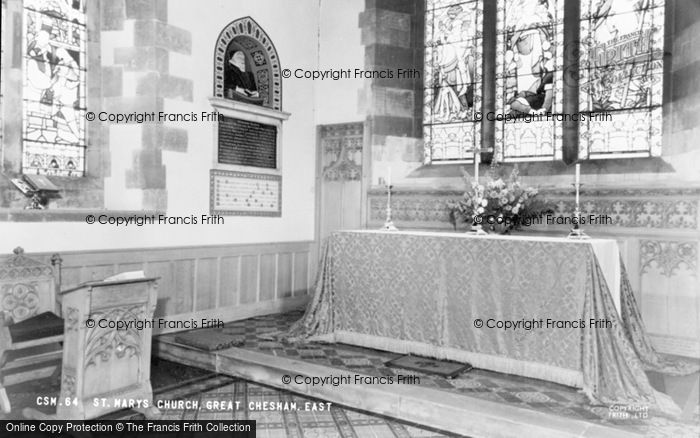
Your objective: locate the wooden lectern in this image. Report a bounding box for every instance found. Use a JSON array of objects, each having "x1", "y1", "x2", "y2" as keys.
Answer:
[{"x1": 25, "y1": 276, "x2": 160, "y2": 420}]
